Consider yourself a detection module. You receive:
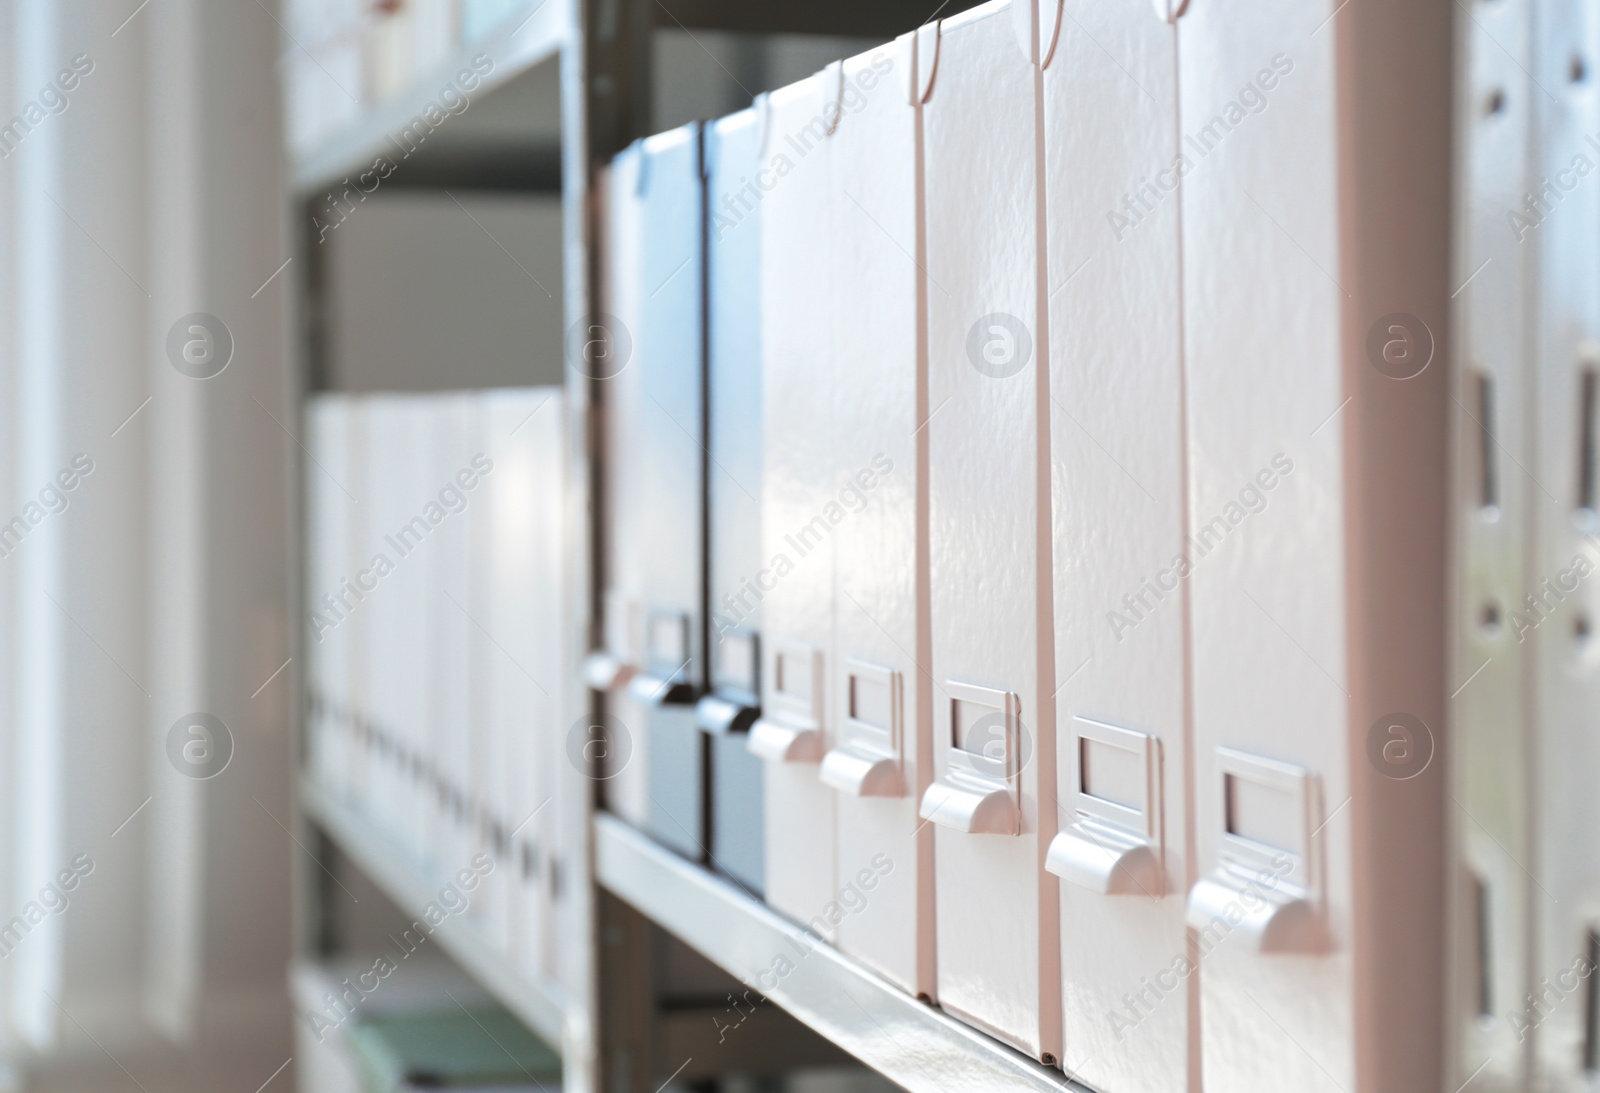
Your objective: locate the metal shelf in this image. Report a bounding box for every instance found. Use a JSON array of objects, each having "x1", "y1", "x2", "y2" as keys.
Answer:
[
  {"x1": 657, "y1": 0, "x2": 935, "y2": 37},
  {"x1": 299, "y1": 776, "x2": 570, "y2": 1052},
  {"x1": 595, "y1": 813, "x2": 1089, "y2": 1093},
  {"x1": 291, "y1": 3, "x2": 569, "y2": 196}
]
